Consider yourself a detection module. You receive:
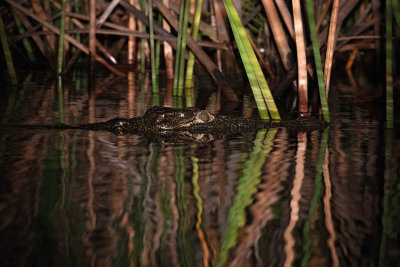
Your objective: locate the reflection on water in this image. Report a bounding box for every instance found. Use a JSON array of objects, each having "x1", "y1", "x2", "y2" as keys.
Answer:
[{"x1": 0, "y1": 71, "x2": 399, "y2": 267}]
